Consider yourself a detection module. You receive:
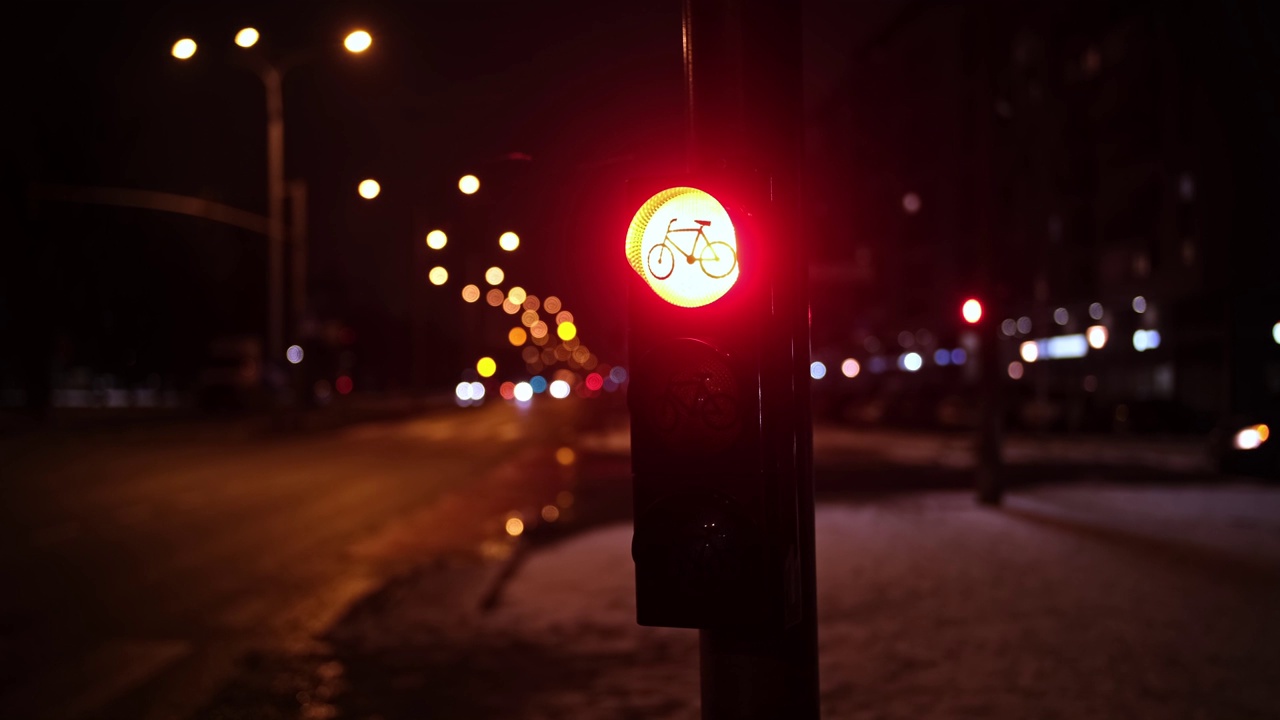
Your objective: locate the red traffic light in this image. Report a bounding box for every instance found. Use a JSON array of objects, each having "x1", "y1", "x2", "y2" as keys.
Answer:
[{"x1": 961, "y1": 298, "x2": 983, "y2": 324}]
